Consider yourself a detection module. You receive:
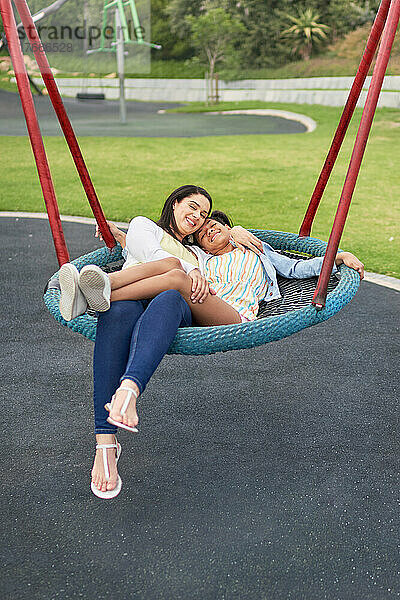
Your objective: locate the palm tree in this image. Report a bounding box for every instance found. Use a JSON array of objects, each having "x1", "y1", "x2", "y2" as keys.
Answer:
[{"x1": 282, "y1": 8, "x2": 330, "y2": 60}]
